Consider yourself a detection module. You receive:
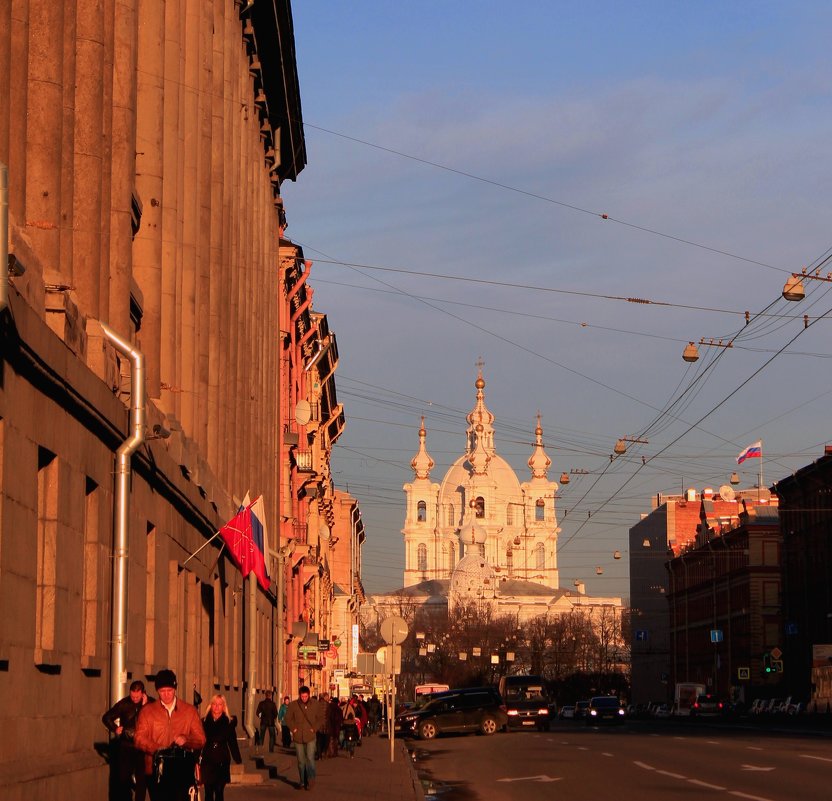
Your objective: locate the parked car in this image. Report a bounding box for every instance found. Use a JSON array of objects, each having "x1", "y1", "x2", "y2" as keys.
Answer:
[
  {"x1": 586, "y1": 696, "x2": 626, "y2": 724},
  {"x1": 573, "y1": 700, "x2": 590, "y2": 720},
  {"x1": 394, "y1": 686, "x2": 508, "y2": 740},
  {"x1": 691, "y1": 694, "x2": 724, "y2": 716},
  {"x1": 559, "y1": 705, "x2": 576, "y2": 720},
  {"x1": 653, "y1": 704, "x2": 671, "y2": 718}
]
